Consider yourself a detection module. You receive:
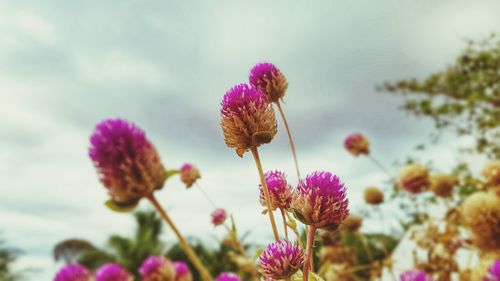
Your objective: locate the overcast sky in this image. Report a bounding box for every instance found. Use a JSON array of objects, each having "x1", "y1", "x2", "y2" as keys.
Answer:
[{"x1": 0, "y1": 1, "x2": 498, "y2": 280}]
